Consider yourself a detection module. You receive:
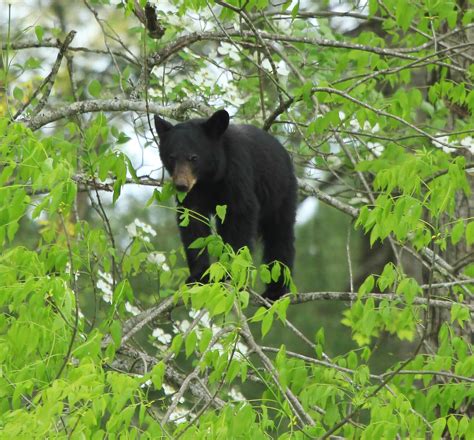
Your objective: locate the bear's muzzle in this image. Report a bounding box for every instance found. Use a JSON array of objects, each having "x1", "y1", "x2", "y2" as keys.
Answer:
[{"x1": 172, "y1": 163, "x2": 197, "y2": 193}]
